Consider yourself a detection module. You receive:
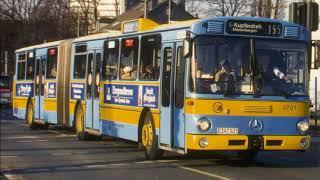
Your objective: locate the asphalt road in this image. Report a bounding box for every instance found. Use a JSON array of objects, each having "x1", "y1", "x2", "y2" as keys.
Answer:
[{"x1": 1, "y1": 107, "x2": 320, "y2": 180}]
